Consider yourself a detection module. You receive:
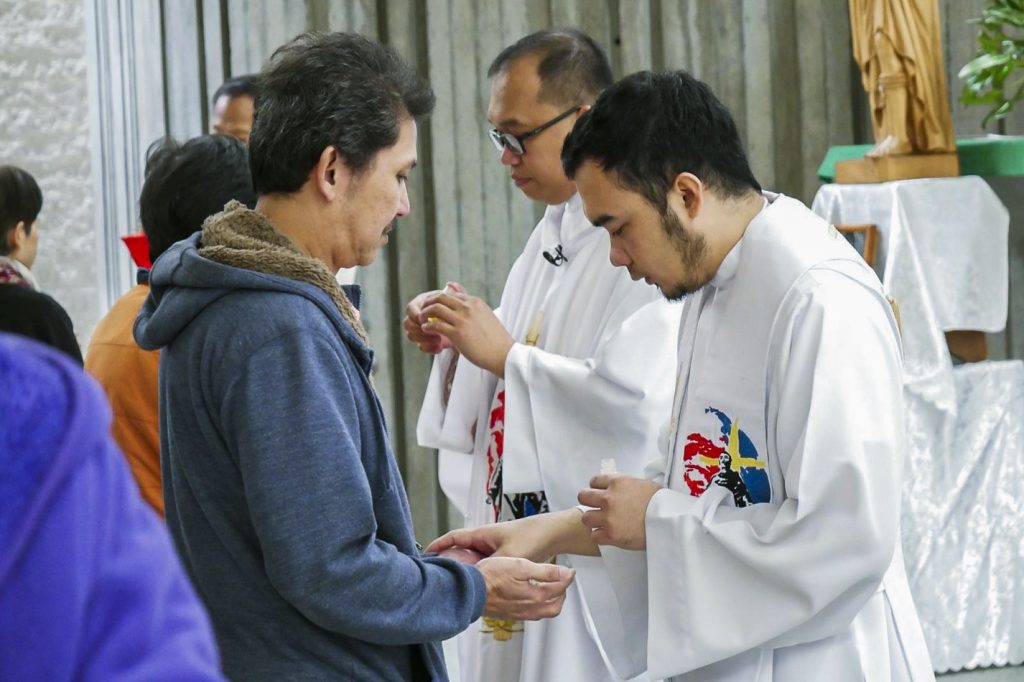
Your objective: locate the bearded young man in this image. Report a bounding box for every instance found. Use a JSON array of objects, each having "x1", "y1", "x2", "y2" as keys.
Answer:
[{"x1": 430, "y1": 70, "x2": 935, "y2": 682}]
